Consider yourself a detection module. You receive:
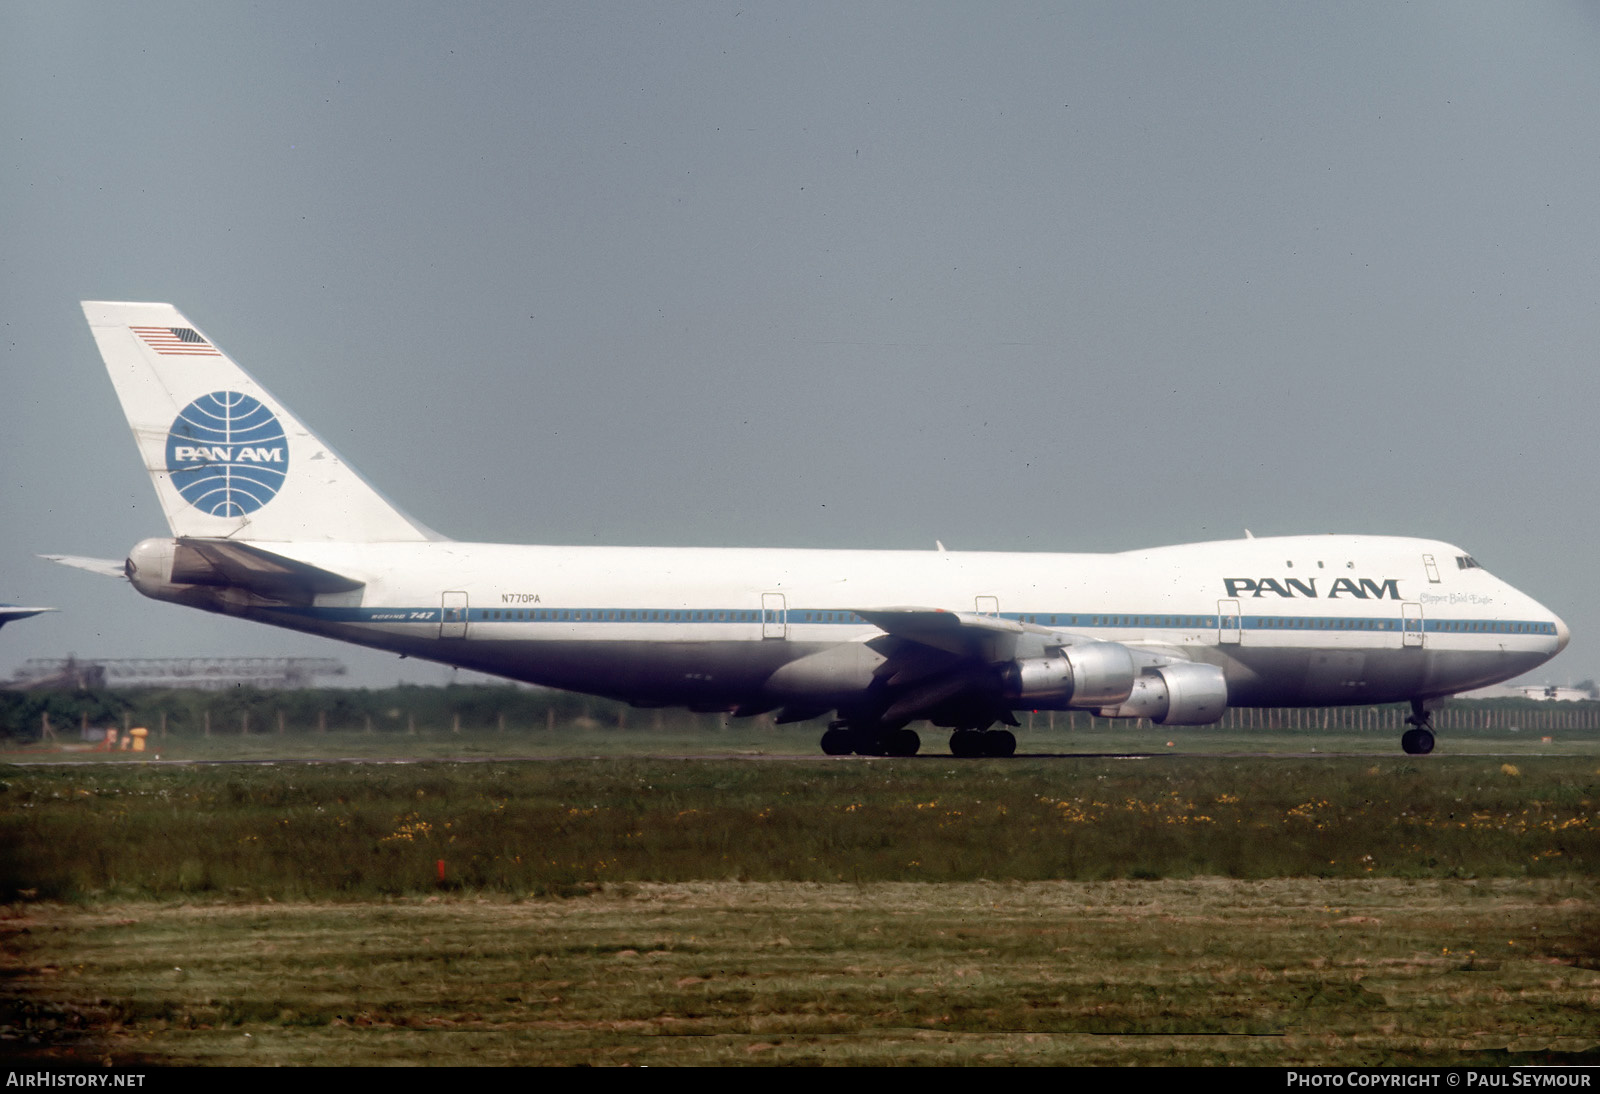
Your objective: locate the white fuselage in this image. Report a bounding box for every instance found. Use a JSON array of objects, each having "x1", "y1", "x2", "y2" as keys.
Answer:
[{"x1": 132, "y1": 533, "x2": 1568, "y2": 715}]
